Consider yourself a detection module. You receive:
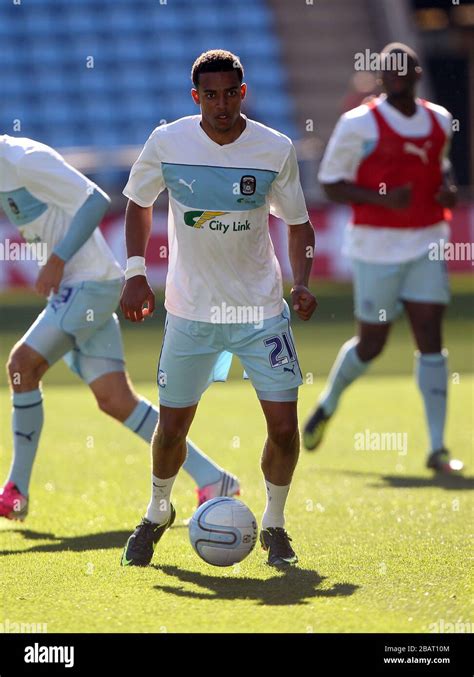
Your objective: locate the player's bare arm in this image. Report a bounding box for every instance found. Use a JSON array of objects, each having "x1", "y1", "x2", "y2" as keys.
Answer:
[
  {"x1": 35, "y1": 187, "x2": 110, "y2": 297},
  {"x1": 120, "y1": 201, "x2": 155, "y2": 322},
  {"x1": 288, "y1": 220, "x2": 317, "y2": 321},
  {"x1": 35, "y1": 253, "x2": 65, "y2": 297},
  {"x1": 323, "y1": 180, "x2": 412, "y2": 210},
  {"x1": 436, "y1": 167, "x2": 458, "y2": 208}
]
